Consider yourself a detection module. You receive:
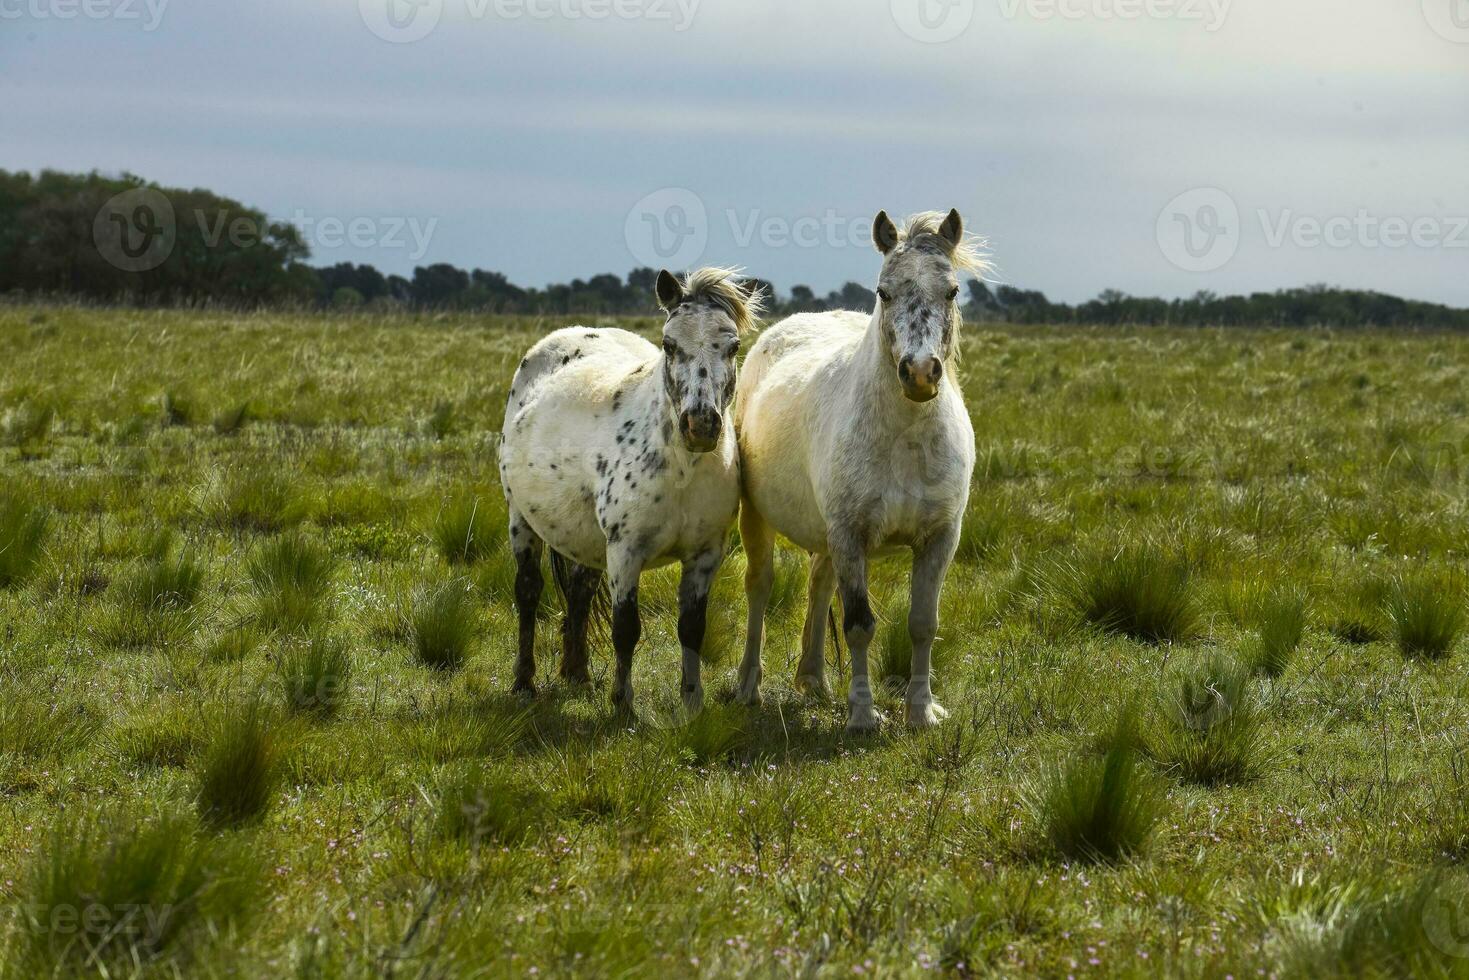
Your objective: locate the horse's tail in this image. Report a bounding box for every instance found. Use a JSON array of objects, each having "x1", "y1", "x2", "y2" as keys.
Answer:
[{"x1": 548, "y1": 549, "x2": 610, "y2": 642}]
